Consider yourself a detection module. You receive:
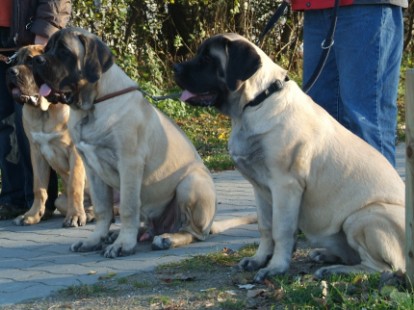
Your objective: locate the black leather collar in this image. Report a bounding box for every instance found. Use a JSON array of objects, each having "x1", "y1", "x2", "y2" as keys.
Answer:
[{"x1": 243, "y1": 76, "x2": 289, "y2": 111}]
